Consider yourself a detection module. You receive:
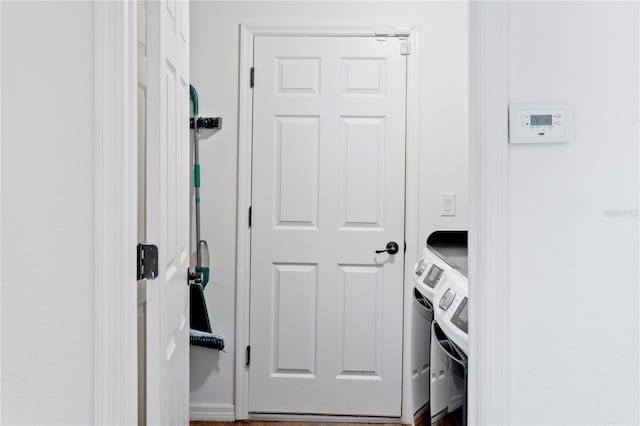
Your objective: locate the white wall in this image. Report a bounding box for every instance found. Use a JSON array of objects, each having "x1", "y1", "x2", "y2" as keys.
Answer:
[
  {"x1": 1, "y1": 1, "x2": 95, "y2": 424},
  {"x1": 508, "y1": 2, "x2": 639, "y2": 424},
  {"x1": 189, "y1": 0, "x2": 468, "y2": 412}
]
